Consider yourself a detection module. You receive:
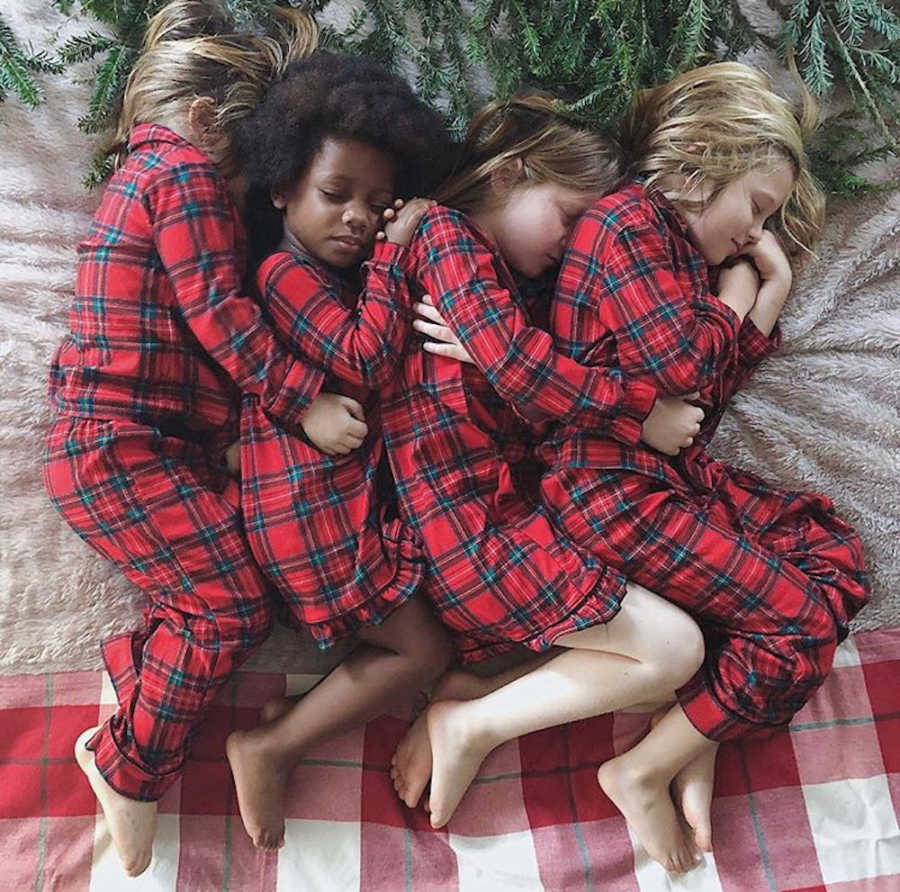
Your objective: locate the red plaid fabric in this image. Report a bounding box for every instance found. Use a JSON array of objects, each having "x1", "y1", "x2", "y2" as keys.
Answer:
[
  {"x1": 381, "y1": 206, "x2": 633, "y2": 663},
  {"x1": 539, "y1": 183, "x2": 870, "y2": 739},
  {"x1": 48, "y1": 124, "x2": 323, "y2": 444},
  {"x1": 42, "y1": 418, "x2": 273, "y2": 800},
  {"x1": 39, "y1": 124, "x2": 330, "y2": 799},
  {"x1": 240, "y1": 243, "x2": 425, "y2": 647},
  {"x1": 4, "y1": 629, "x2": 899, "y2": 890}
]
